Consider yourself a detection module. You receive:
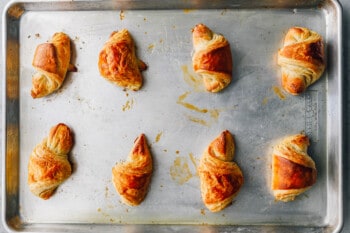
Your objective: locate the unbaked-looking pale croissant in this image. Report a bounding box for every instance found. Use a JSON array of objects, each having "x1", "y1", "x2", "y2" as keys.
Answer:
[
  {"x1": 98, "y1": 29, "x2": 147, "y2": 91},
  {"x1": 192, "y1": 24, "x2": 233, "y2": 93},
  {"x1": 271, "y1": 134, "x2": 317, "y2": 202},
  {"x1": 28, "y1": 123, "x2": 73, "y2": 200},
  {"x1": 277, "y1": 27, "x2": 325, "y2": 95},
  {"x1": 112, "y1": 134, "x2": 153, "y2": 206},
  {"x1": 31, "y1": 32, "x2": 76, "y2": 98},
  {"x1": 198, "y1": 130, "x2": 243, "y2": 212}
]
